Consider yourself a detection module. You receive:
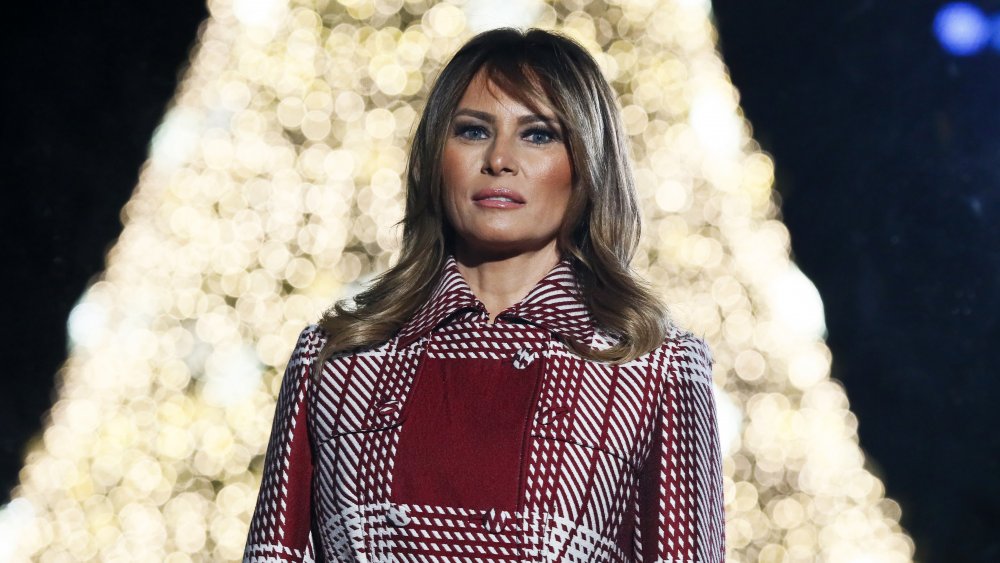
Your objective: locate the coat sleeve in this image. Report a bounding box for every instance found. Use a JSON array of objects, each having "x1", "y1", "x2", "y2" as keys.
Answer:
[
  {"x1": 244, "y1": 325, "x2": 322, "y2": 563},
  {"x1": 635, "y1": 332, "x2": 725, "y2": 562}
]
